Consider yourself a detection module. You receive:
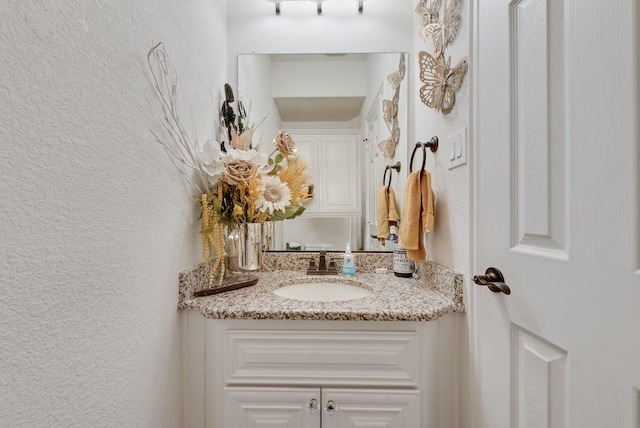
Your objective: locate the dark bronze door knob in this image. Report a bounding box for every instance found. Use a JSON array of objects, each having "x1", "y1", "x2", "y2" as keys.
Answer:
[{"x1": 473, "y1": 267, "x2": 511, "y2": 295}]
